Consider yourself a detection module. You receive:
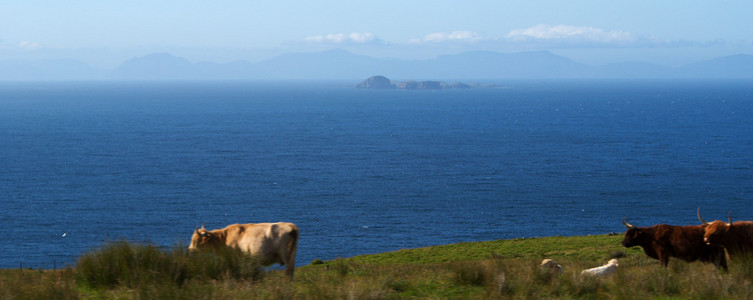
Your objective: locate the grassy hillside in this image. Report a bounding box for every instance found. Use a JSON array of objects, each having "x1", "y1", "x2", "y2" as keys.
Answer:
[
  {"x1": 2, "y1": 234, "x2": 752, "y2": 299},
  {"x1": 343, "y1": 234, "x2": 627, "y2": 264}
]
